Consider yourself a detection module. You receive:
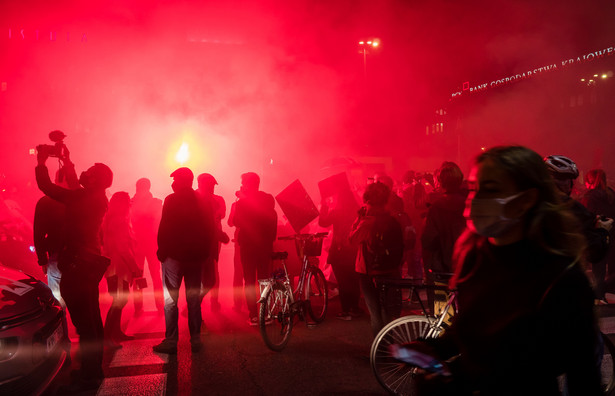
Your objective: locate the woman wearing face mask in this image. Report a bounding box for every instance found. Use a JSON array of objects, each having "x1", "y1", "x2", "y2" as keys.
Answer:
[{"x1": 399, "y1": 146, "x2": 602, "y2": 395}]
